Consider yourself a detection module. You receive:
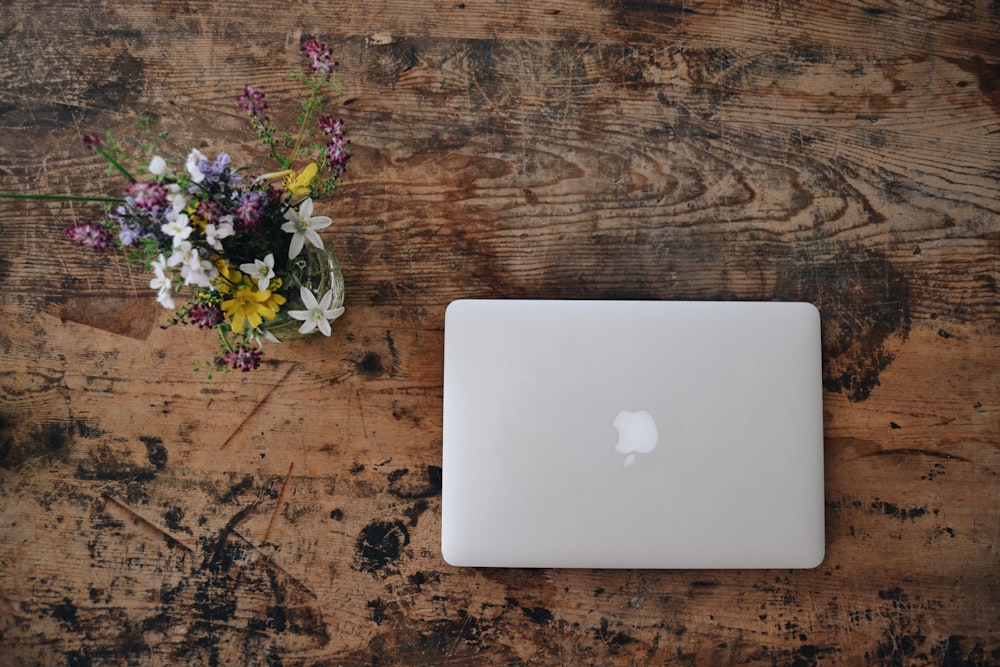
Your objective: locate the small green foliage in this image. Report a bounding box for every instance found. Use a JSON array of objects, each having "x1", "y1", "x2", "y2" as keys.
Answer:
[{"x1": 123, "y1": 235, "x2": 161, "y2": 267}]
